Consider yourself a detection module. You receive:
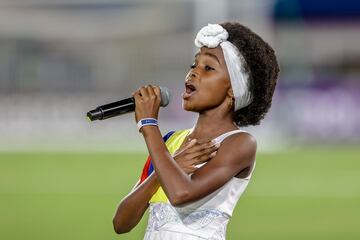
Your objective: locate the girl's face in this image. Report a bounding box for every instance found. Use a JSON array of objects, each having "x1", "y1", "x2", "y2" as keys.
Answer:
[{"x1": 182, "y1": 46, "x2": 232, "y2": 112}]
